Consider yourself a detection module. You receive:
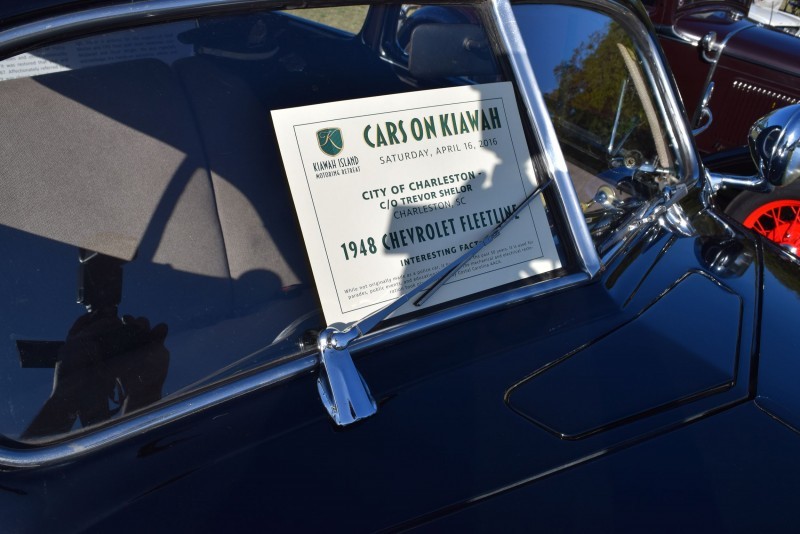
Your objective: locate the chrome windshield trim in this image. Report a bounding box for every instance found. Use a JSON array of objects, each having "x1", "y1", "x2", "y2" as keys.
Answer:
[
  {"x1": 600, "y1": 0, "x2": 701, "y2": 192},
  {"x1": 491, "y1": 0, "x2": 602, "y2": 278},
  {"x1": 0, "y1": 355, "x2": 318, "y2": 468},
  {"x1": 589, "y1": 0, "x2": 702, "y2": 255}
]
